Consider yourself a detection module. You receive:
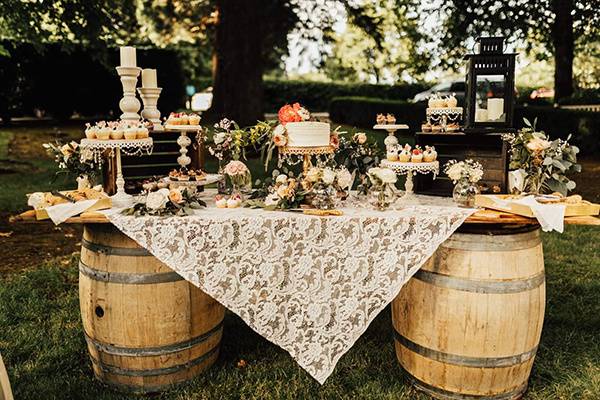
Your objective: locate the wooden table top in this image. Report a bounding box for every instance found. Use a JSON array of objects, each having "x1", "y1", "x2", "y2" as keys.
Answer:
[{"x1": 11, "y1": 209, "x2": 600, "y2": 226}]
